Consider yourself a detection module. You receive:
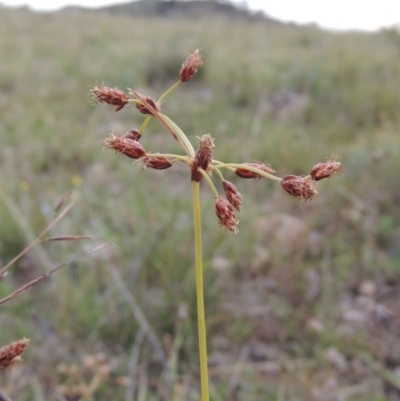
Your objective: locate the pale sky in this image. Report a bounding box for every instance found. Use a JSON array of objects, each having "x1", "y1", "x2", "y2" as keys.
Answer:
[{"x1": 1, "y1": 0, "x2": 399, "y2": 31}]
